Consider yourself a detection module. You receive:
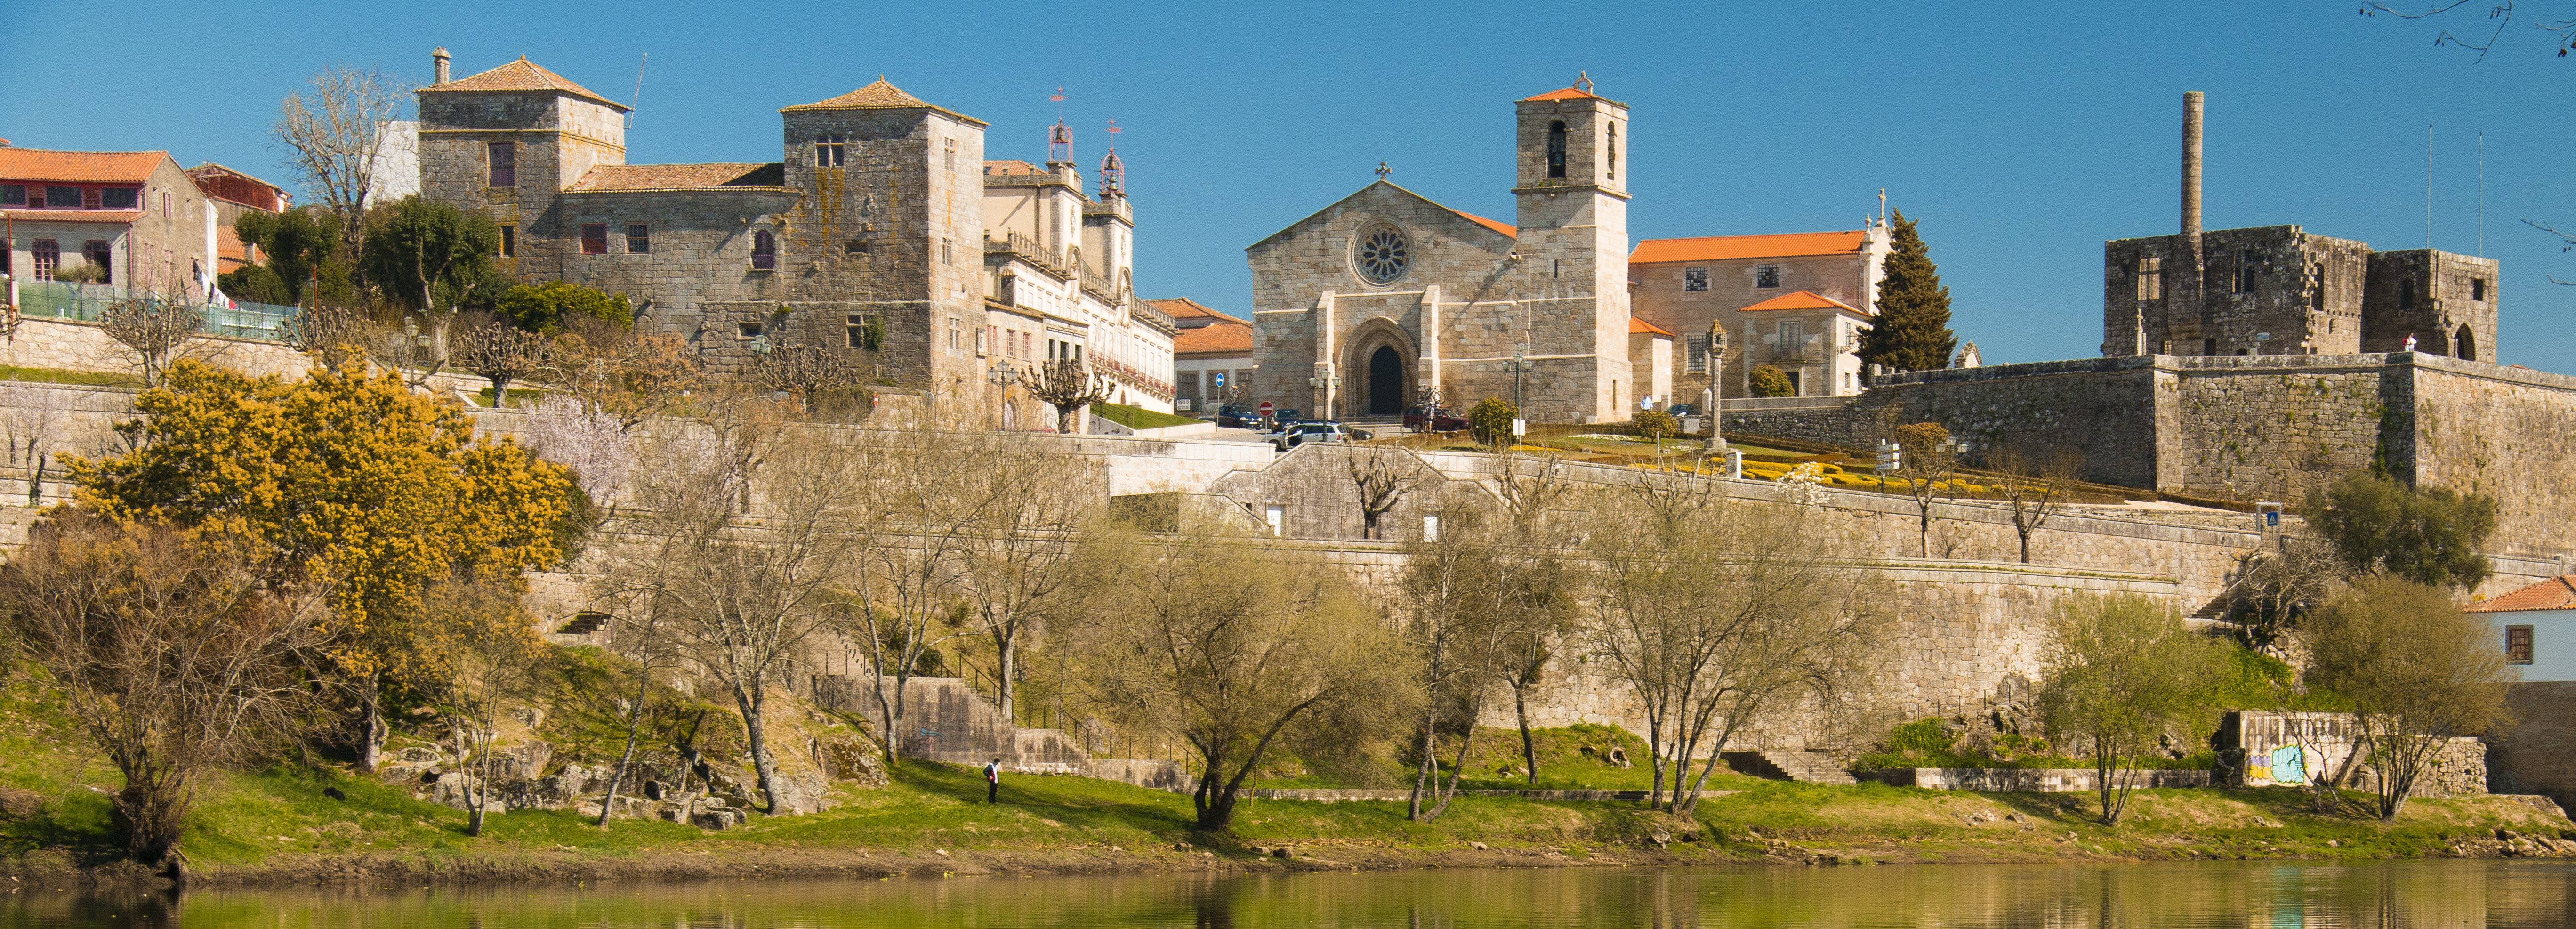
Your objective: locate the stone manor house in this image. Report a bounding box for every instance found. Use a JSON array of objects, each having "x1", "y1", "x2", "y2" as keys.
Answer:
[
  {"x1": 411, "y1": 49, "x2": 1175, "y2": 421},
  {"x1": 1245, "y1": 79, "x2": 1896, "y2": 424}
]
